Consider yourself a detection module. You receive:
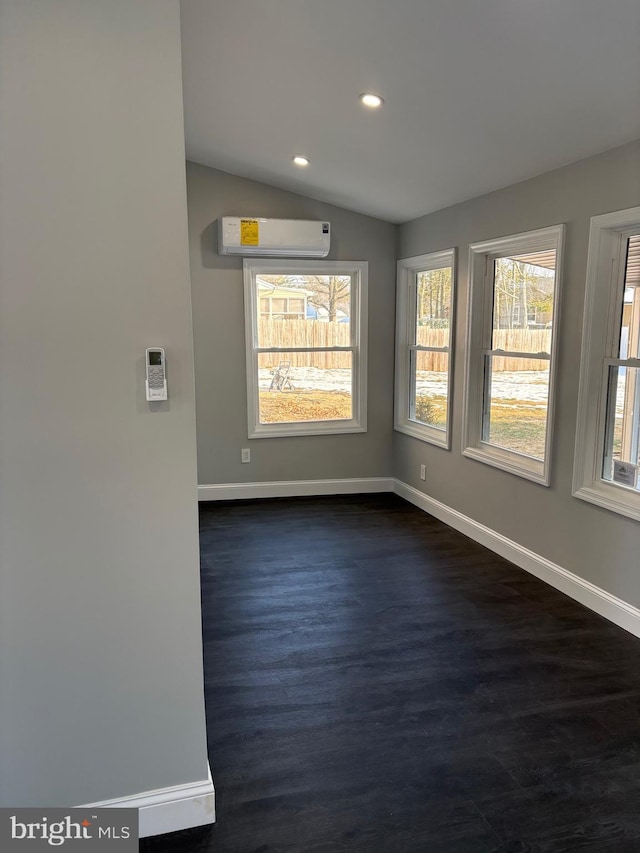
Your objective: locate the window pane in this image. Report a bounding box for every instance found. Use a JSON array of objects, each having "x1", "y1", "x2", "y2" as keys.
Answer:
[
  {"x1": 603, "y1": 365, "x2": 640, "y2": 487},
  {"x1": 258, "y1": 351, "x2": 352, "y2": 424},
  {"x1": 619, "y1": 235, "x2": 640, "y2": 359},
  {"x1": 492, "y1": 251, "x2": 556, "y2": 351},
  {"x1": 257, "y1": 274, "x2": 351, "y2": 347},
  {"x1": 411, "y1": 350, "x2": 448, "y2": 430},
  {"x1": 483, "y1": 355, "x2": 550, "y2": 460},
  {"x1": 416, "y1": 267, "x2": 452, "y2": 347}
]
